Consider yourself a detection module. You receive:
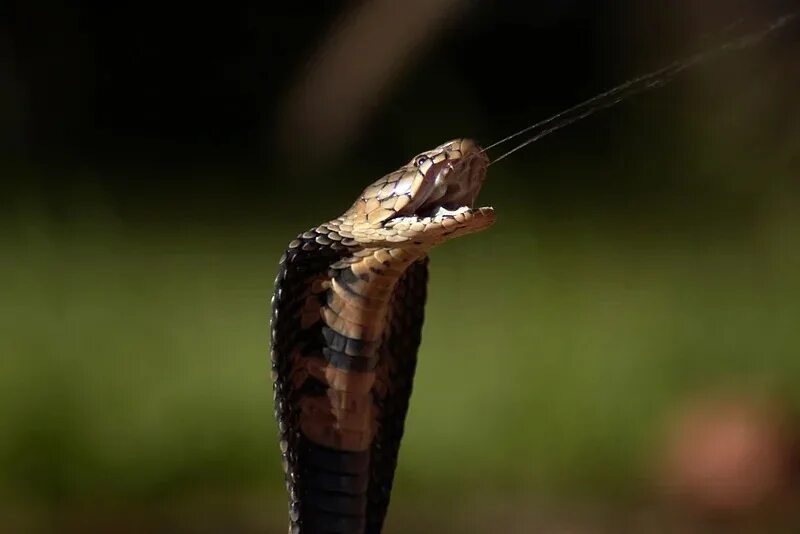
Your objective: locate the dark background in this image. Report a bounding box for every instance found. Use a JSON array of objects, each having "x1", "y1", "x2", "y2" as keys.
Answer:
[
  {"x1": 8, "y1": 1, "x2": 797, "y2": 206},
  {"x1": 3, "y1": 1, "x2": 800, "y2": 532}
]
